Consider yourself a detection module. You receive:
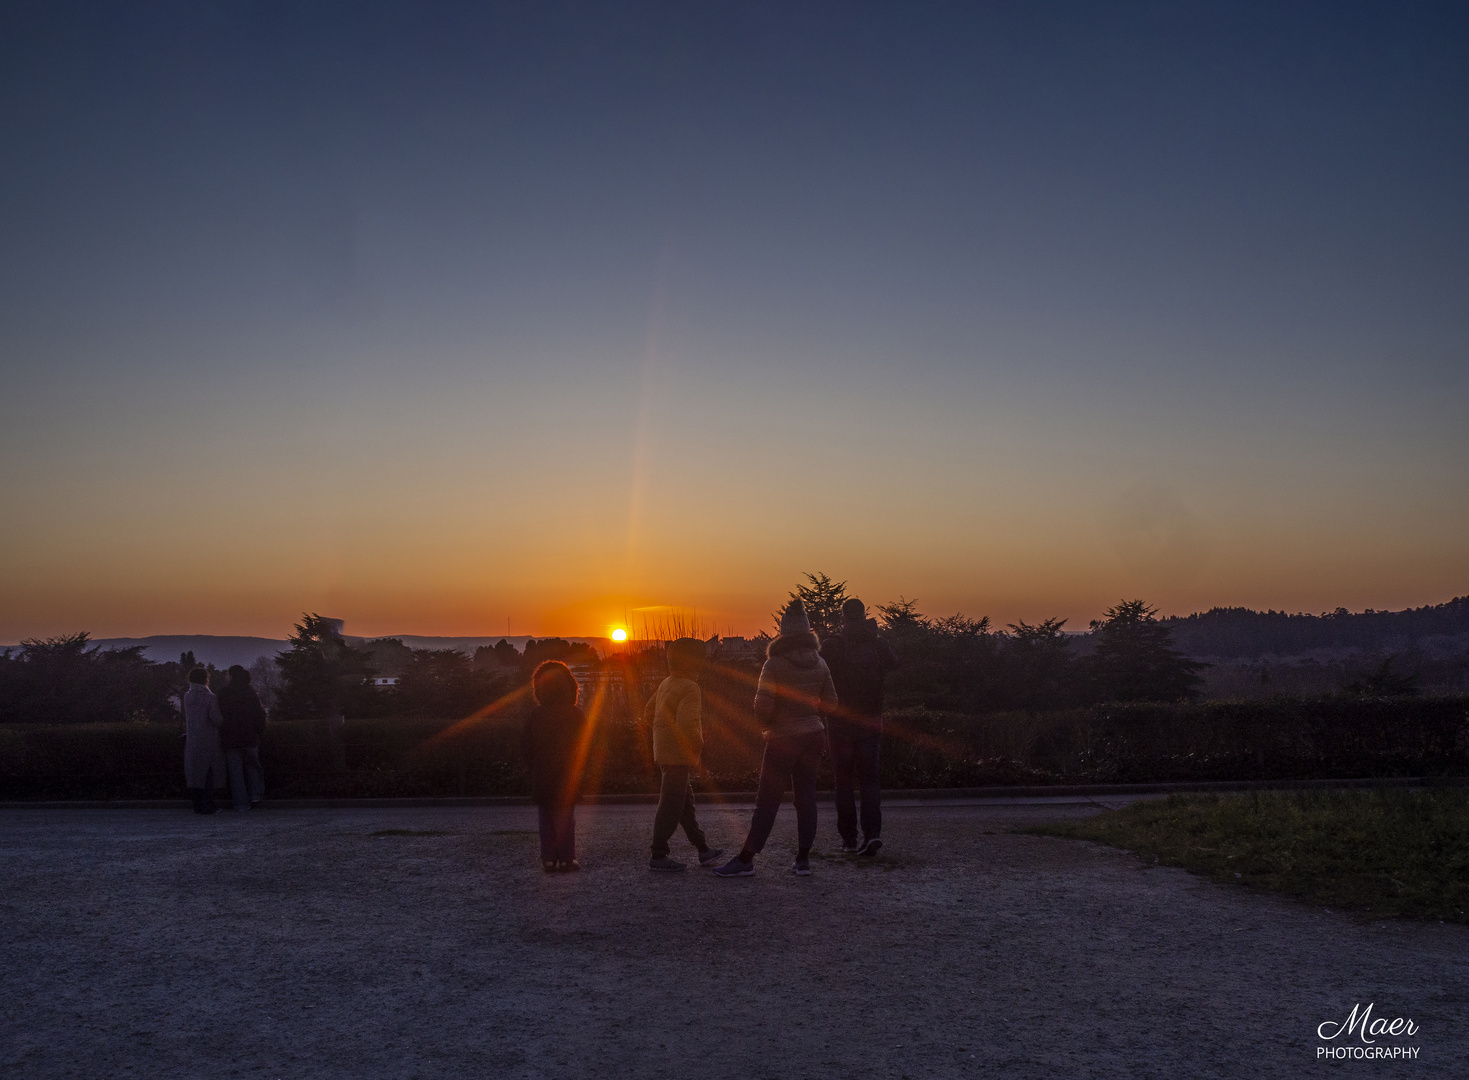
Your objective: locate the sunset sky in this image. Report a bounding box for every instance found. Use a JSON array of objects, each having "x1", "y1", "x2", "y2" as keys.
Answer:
[{"x1": 2, "y1": 2, "x2": 1466, "y2": 642}]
